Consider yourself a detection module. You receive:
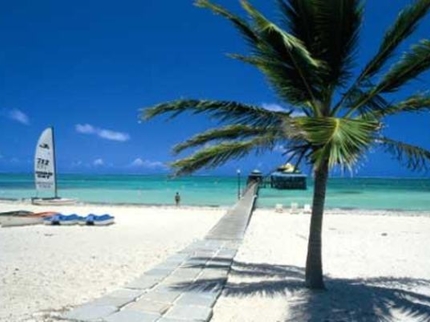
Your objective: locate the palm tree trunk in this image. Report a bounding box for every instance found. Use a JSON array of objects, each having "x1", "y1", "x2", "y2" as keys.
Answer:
[{"x1": 305, "y1": 160, "x2": 329, "y2": 289}]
